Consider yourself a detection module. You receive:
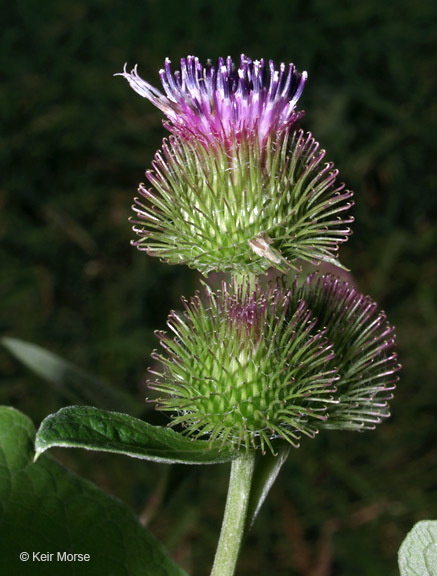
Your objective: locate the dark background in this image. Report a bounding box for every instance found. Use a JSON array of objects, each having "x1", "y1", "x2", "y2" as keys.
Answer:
[{"x1": 1, "y1": 1, "x2": 436, "y2": 574}]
